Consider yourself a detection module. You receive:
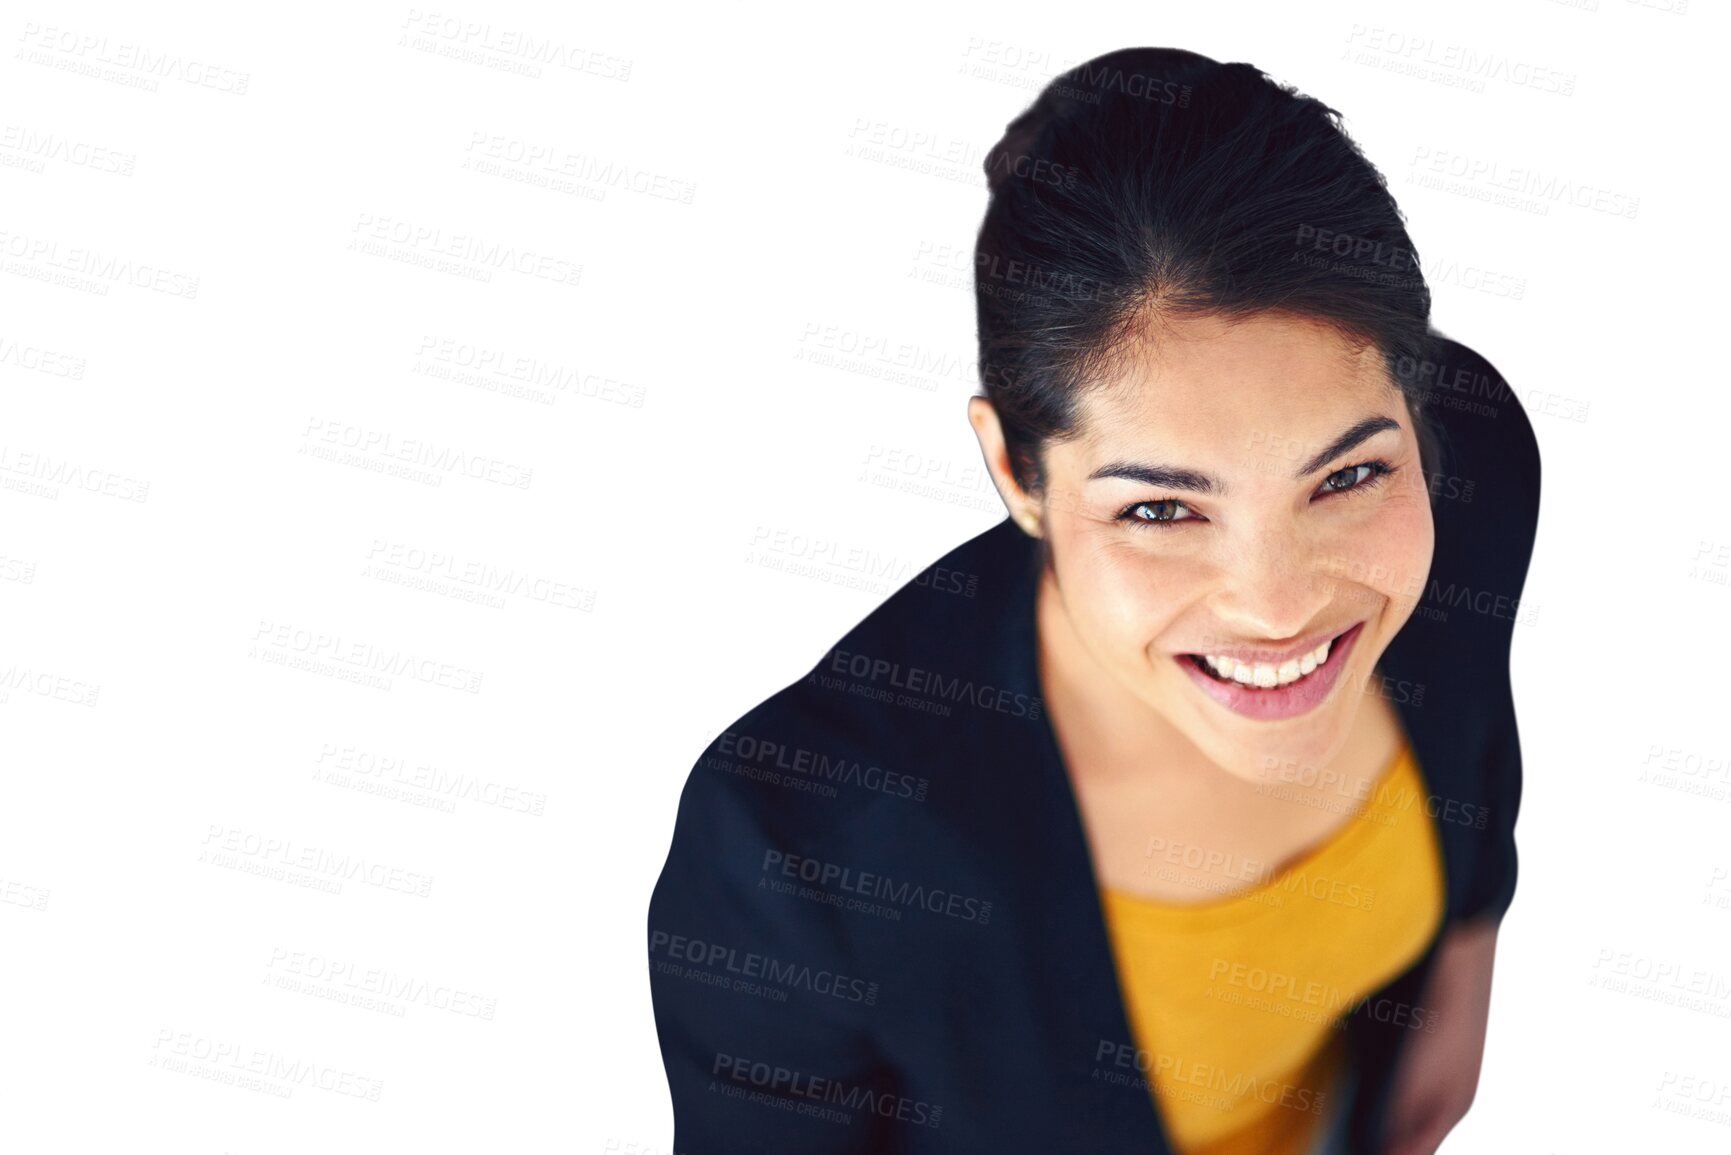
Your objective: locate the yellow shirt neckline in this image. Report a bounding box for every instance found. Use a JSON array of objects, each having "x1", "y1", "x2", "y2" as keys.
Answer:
[{"x1": 1099, "y1": 742, "x2": 1417, "y2": 929}]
